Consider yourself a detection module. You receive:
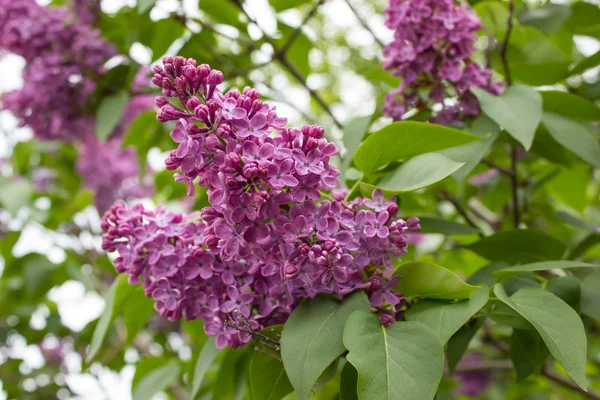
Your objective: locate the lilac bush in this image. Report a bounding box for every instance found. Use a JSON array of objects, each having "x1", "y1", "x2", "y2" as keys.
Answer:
[
  {"x1": 100, "y1": 58, "x2": 421, "y2": 348},
  {"x1": 382, "y1": 0, "x2": 504, "y2": 125}
]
